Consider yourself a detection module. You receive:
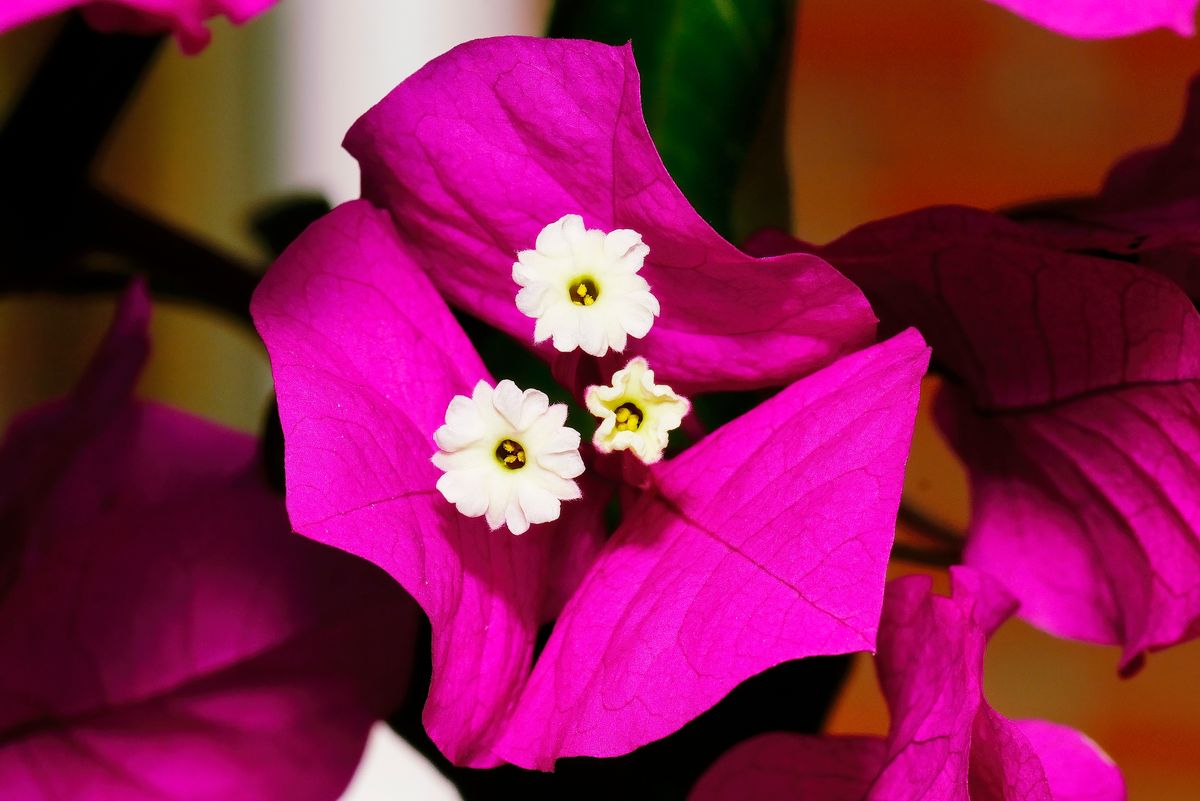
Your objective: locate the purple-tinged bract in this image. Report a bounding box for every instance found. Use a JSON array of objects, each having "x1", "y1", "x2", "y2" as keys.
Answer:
[
  {"x1": 0, "y1": 284, "x2": 413, "y2": 800},
  {"x1": 983, "y1": 0, "x2": 1196, "y2": 38},
  {"x1": 344, "y1": 36, "x2": 877, "y2": 395},
  {"x1": 691, "y1": 569, "x2": 1126, "y2": 801},
  {"x1": 1010, "y1": 73, "x2": 1200, "y2": 303},
  {"x1": 0, "y1": 0, "x2": 278, "y2": 54},
  {"x1": 751, "y1": 202, "x2": 1200, "y2": 669},
  {"x1": 252, "y1": 199, "x2": 928, "y2": 769},
  {"x1": 493, "y1": 327, "x2": 929, "y2": 769}
]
